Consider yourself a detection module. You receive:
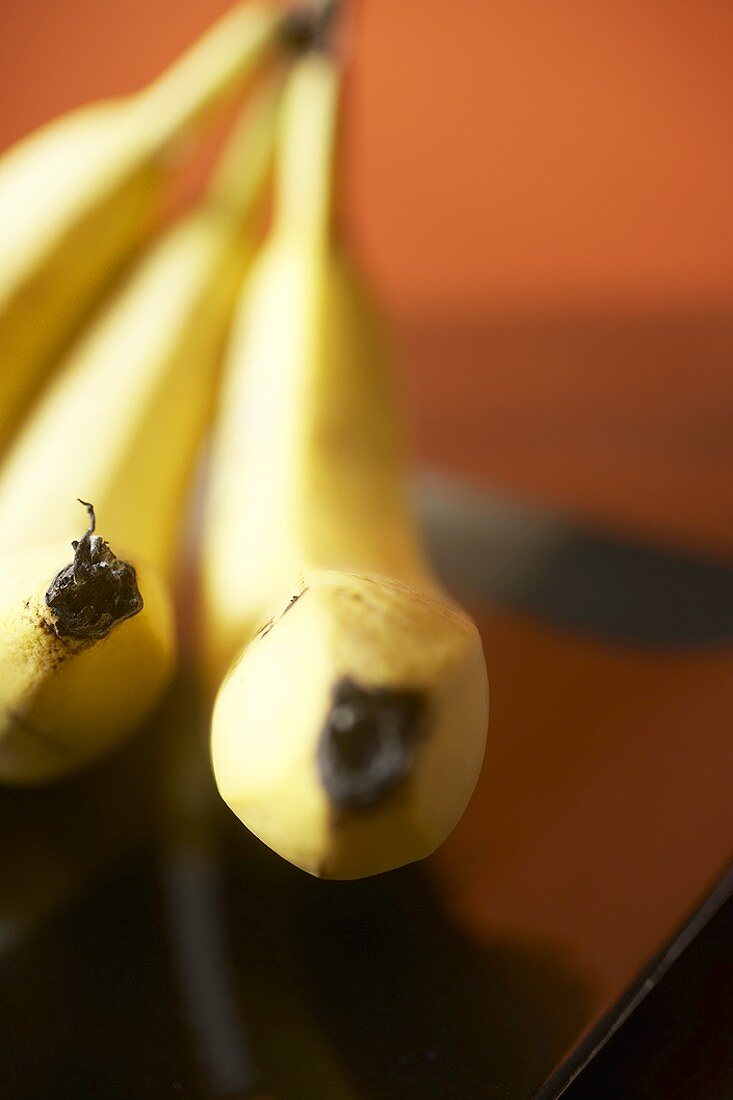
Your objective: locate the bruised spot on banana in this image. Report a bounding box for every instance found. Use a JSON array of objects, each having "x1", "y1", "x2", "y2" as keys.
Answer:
[{"x1": 318, "y1": 677, "x2": 425, "y2": 813}]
